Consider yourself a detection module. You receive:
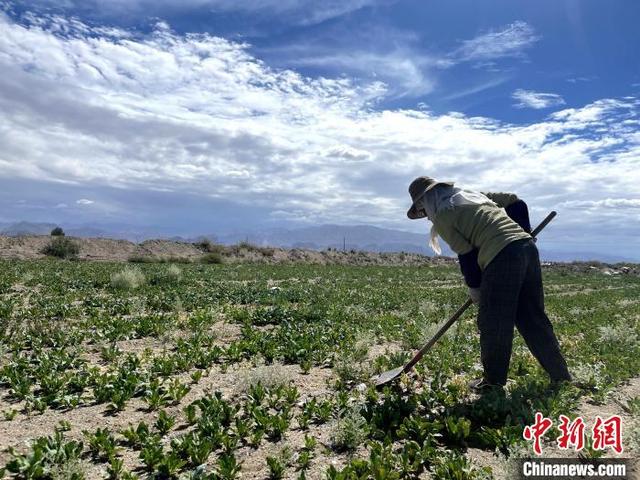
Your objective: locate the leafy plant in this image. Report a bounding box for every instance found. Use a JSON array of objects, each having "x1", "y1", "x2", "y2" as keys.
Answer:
[
  {"x1": 216, "y1": 451, "x2": 242, "y2": 480},
  {"x1": 85, "y1": 427, "x2": 119, "y2": 461},
  {"x1": 167, "y1": 378, "x2": 191, "y2": 404},
  {"x1": 154, "y1": 409, "x2": 176, "y2": 436},
  {"x1": 442, "y1": 416, "x2": 471, "y2": 446},
  {"x1": 121, "y1": 421, "x2": 151, "y2": 449},
  {"x1": 6, "y1": 429, "x2": 84, "y2": 478},
  {"x1": 266, "y1": 448, "x2": 292, "y2": 480}
]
